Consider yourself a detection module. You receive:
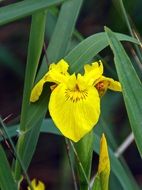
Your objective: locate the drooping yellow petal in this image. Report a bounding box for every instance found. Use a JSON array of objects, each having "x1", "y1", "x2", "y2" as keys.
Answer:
[
  {"x1": 95, "y1": 76, "x2": 122, "y2": 97},
  {"x1": 84, "y1": 60, "x2": 103, "y2": 85},
  {"x1": 30, "y1": 59, "x2": 69, "y2": 102},
  {"x1": 28, "y1": 179, "x2": 45, "y2": 190},
  {"x1": 48, "y1": 77, "x2": 100, "y2": 142},
  {"x1": 30, "y1": 76, "x2": 47, "y2": 102}
]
